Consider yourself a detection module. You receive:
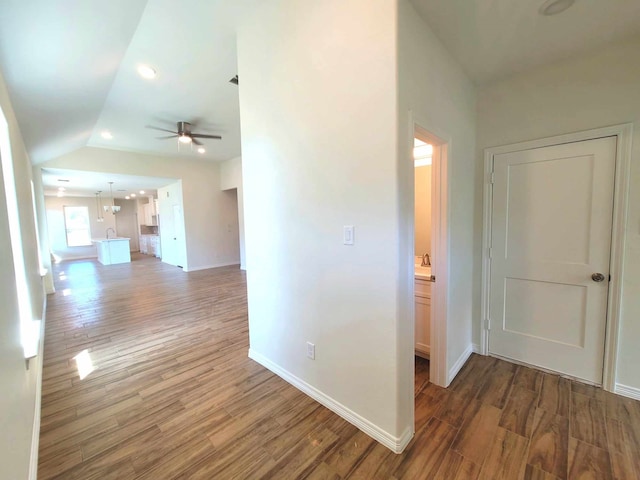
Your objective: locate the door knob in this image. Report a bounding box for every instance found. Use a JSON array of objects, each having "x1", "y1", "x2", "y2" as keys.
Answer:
[{"x1": 591, "y1": 273, "x2": 606, "y2": 282}]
